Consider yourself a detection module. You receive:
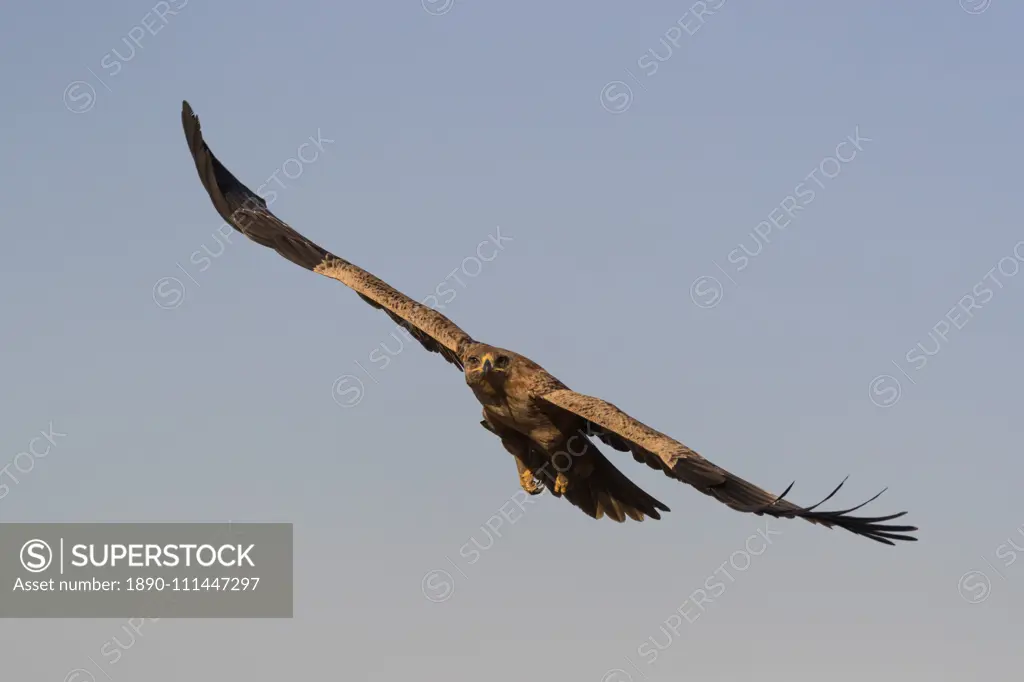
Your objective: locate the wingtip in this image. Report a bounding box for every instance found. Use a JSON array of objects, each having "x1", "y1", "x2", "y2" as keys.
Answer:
[
  {"x1": 759, "y1": 478, "x2": 919, "y2": 545},
  {"x1": 182, "y1": 100, "x2": 199, "y2": 127}
]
